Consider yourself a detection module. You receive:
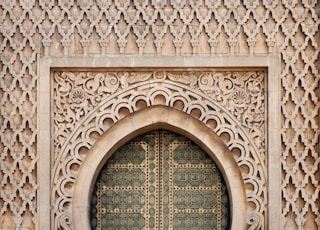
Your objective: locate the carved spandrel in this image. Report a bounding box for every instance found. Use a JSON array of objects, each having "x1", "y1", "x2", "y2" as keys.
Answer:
[{"x1": 52, "y1": 69, "x2": 267, "y2": 229}]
